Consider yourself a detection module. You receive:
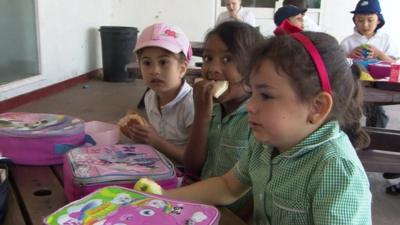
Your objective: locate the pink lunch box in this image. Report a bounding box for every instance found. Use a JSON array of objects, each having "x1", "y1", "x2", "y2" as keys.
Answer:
[
  {"x1": 63, "y1": 144, "x2": 178, "y2": 202},
  {"x1": 368, "y1": 62, "x2": 391, "y2": 79},
  {"x1": 0, "y1": 112, "x2": 85, "y2": 165},
  {"x1": 44, "y1": 186, "x2": 220, "y2": 225}
]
